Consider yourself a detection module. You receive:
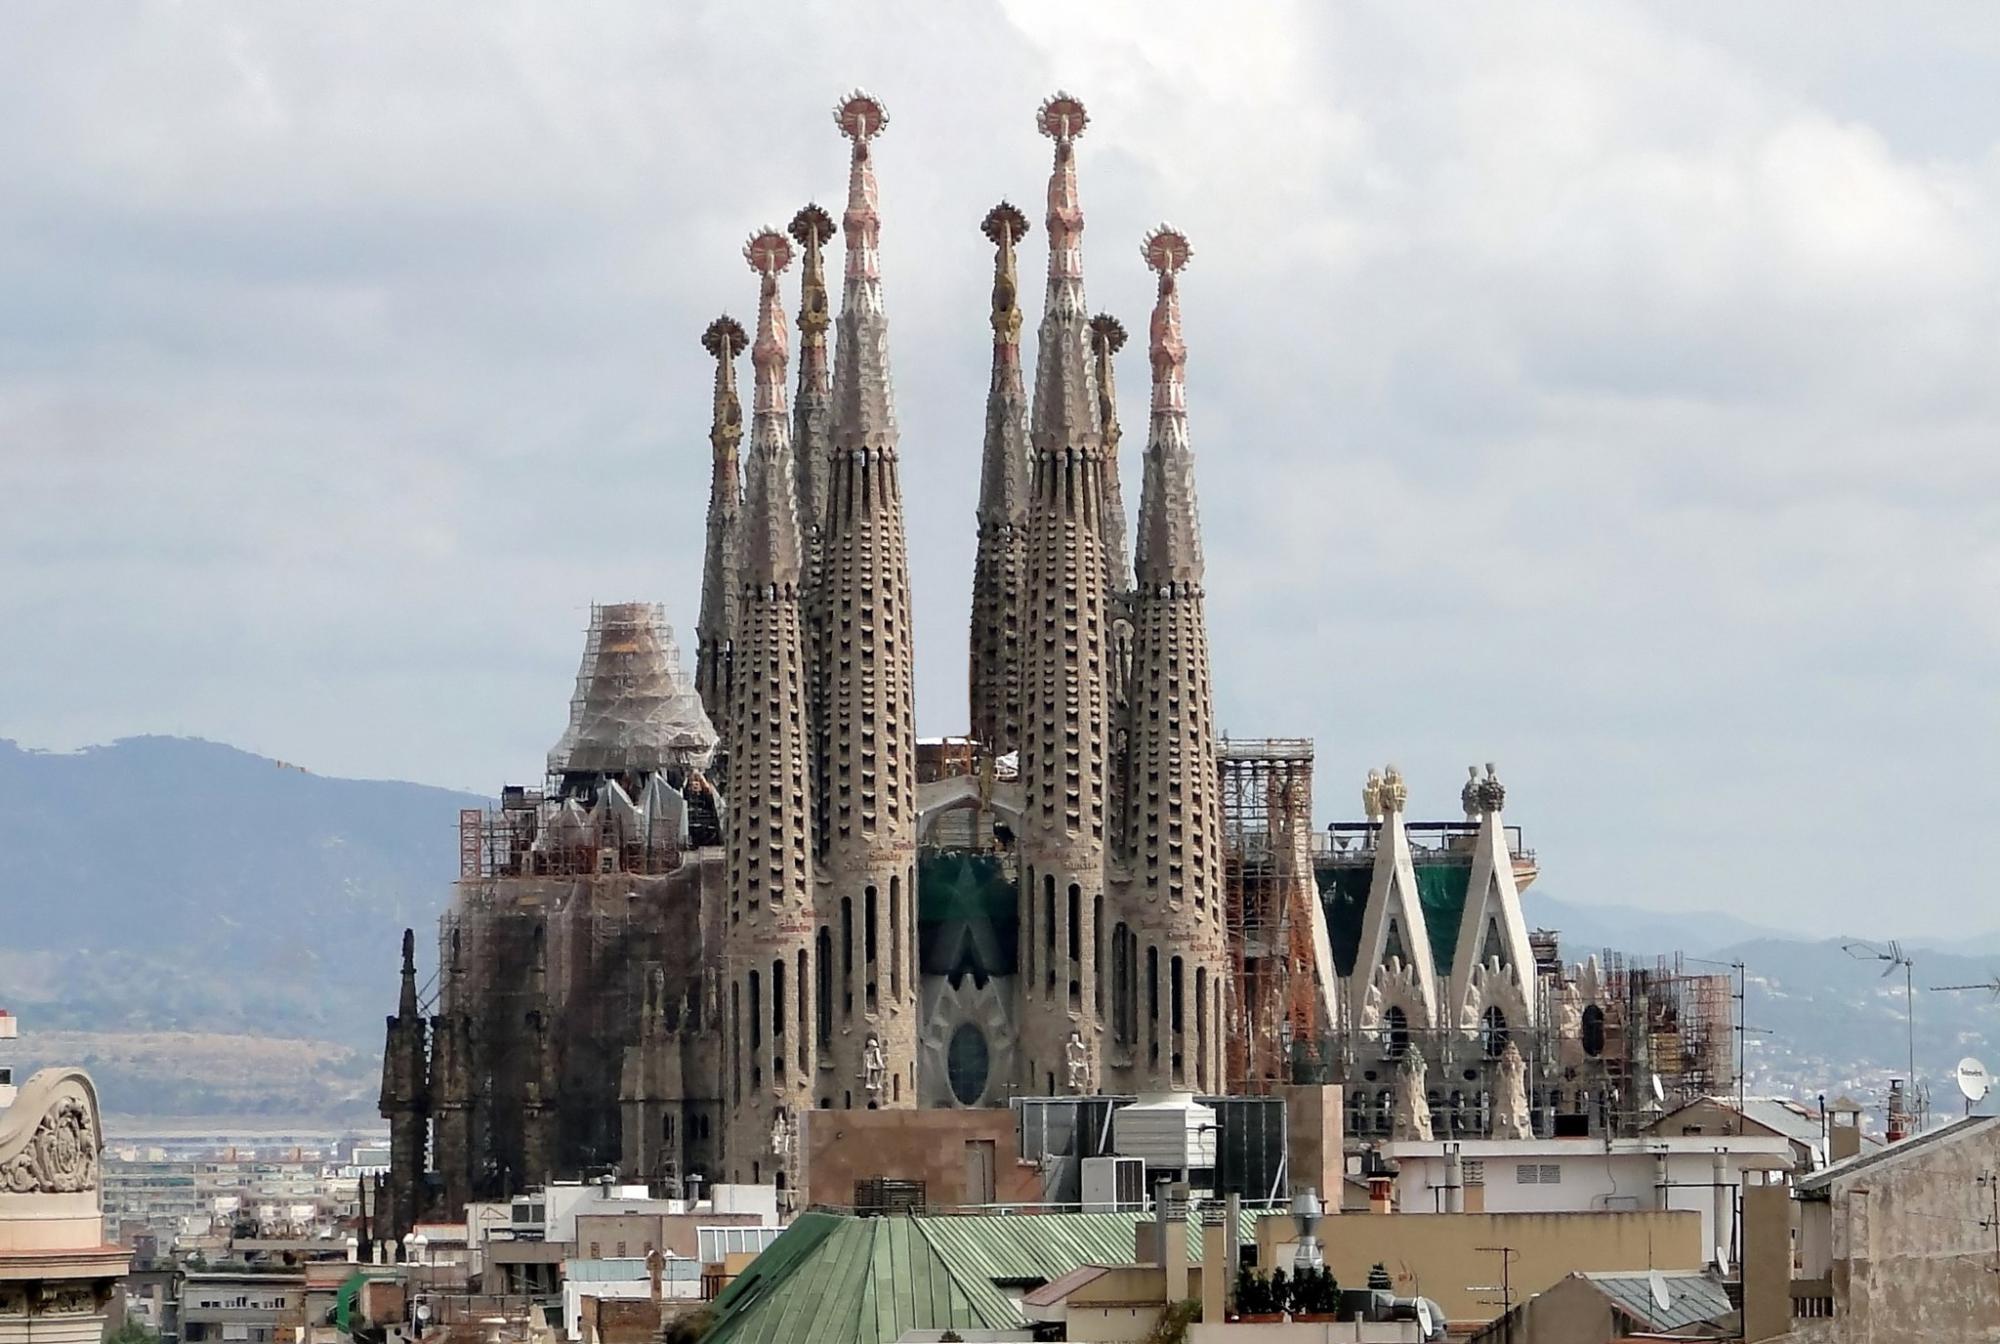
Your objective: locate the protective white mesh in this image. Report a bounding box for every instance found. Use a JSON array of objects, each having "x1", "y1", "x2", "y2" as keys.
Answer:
[{"x1": 547, "y1": 602, "x2": 718, "y2": 776}]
